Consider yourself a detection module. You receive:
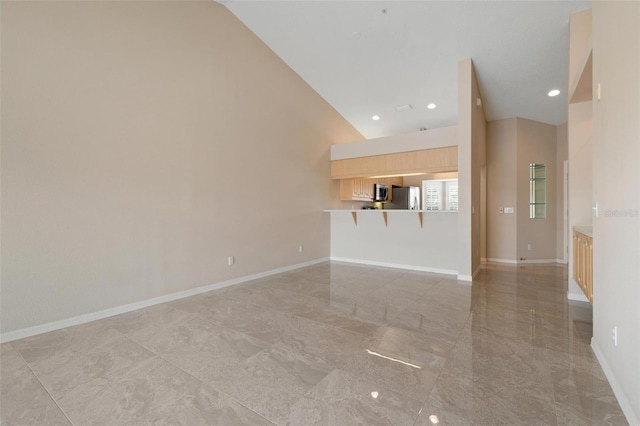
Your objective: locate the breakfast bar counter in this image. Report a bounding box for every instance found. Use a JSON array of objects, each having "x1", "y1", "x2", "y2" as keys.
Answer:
[{"x1": 325, "y1": 209, "x2": 459, "y2": 276}]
